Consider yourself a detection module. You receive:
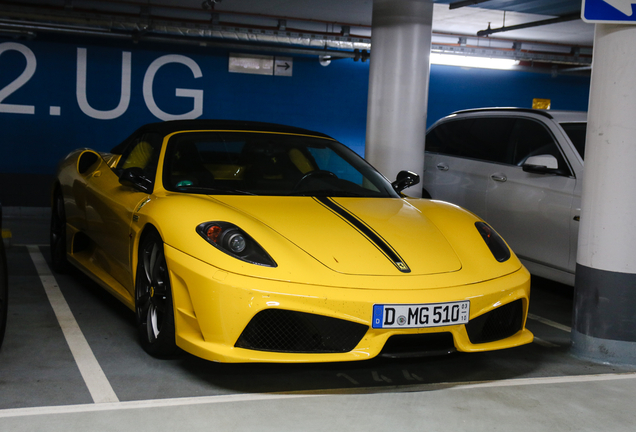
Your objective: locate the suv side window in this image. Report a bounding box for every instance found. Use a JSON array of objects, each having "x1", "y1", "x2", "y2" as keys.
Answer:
[
  {"x1": 427, "y1": 116, "x2": 571, "y2": 175},
  {"x1": 426, "y1": 118, "x2": 516, "y2": 164},
  {"x1": 559, "y1": 122, "x2": 586, "y2": 160},
  {"x1": 509, "y1": 118, "x2": 571, "y2": 176}
]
